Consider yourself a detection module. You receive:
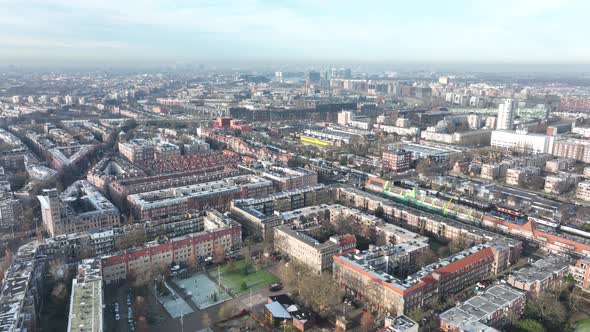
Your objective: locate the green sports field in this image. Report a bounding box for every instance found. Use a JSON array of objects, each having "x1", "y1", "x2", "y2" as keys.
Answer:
[{"x1": 208, "y1": 259, "x2": 280, "y2": 296}]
